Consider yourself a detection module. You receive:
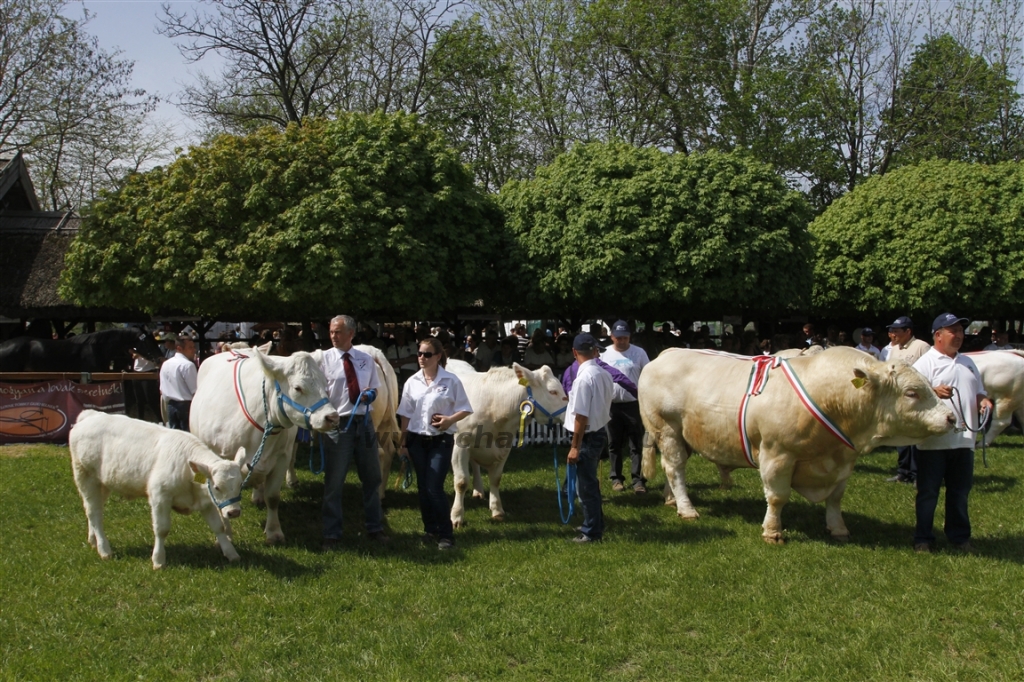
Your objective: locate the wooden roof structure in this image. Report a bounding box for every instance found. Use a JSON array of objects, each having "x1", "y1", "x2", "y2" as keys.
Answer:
[{"x1": 0, "y1": 152, "x2": 146, "y2": 322}]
